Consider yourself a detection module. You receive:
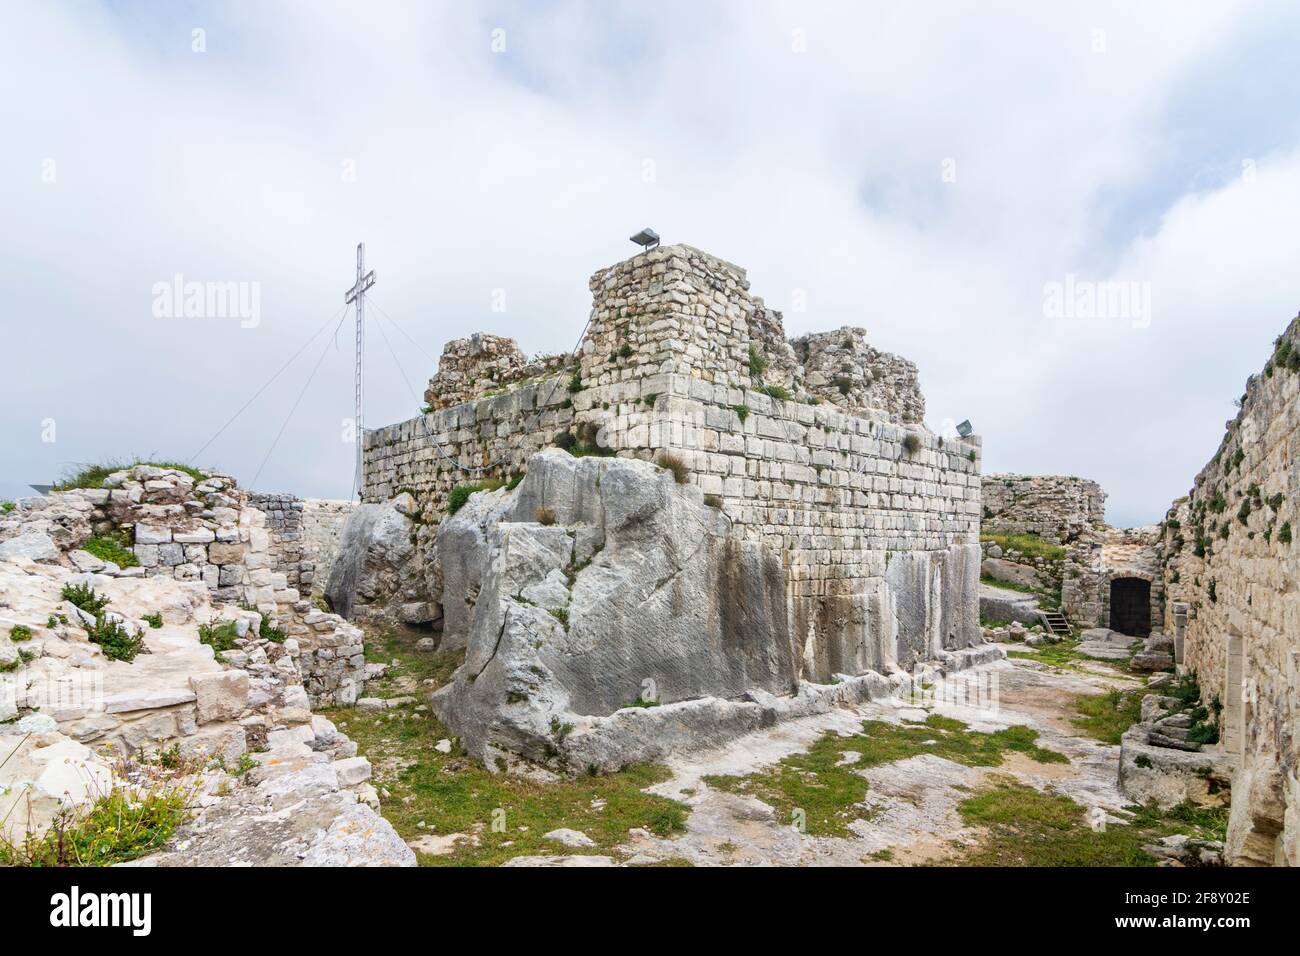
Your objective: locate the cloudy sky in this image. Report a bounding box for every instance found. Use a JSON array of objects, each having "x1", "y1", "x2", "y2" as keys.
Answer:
[{"x1": 4, "y1": 0, "x2": 1299, "y2": 527}]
